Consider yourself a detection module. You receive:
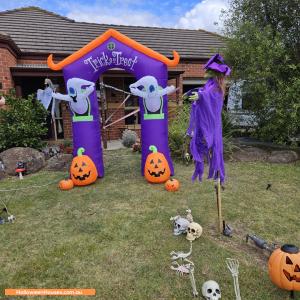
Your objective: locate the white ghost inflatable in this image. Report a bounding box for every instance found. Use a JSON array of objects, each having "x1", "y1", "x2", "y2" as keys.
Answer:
[
  {"x1": 129, "y1": 76, "x2": 175, "y2": 118},
  {"x1": 52, "y1": 78, "x2": 95, "y2": 120},
  {"x1": 37, "y1": 78, "x2": 54, "y2": 110}
]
